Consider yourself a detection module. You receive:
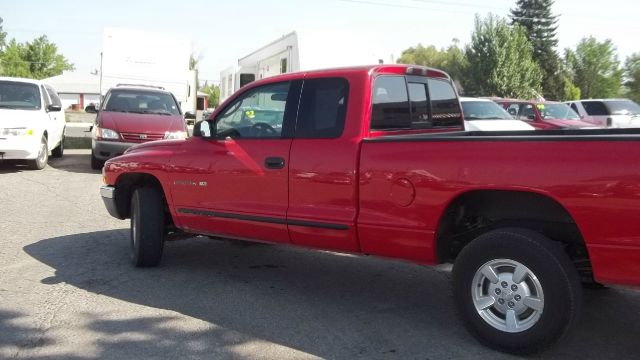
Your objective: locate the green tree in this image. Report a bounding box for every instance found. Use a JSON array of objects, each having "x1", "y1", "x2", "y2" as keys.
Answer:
[
  {"x1": 564, "y1": 37, "x2": 622, "y2": 99},
  {"x1": 0, "y1": 17, "x2": 6, "y2": 50},
  {"x1": 511, "y1": 0, "x2": 565, "y2": 99},
  {"x1": 465, "y1": 14, "x2": 542, "y2": 98},
  {"x1": 397, "y1": 39, "x2": 467, "y2": 83},
  {"x1": 624, "y1": 53, "x2": 640, "y2": 103},
  {"x1": 1, "y1": 35, "x2": 73, "y2": 79},
  {"x1": 200, "y1": 82, "x2": 220, "y2": 108}
]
